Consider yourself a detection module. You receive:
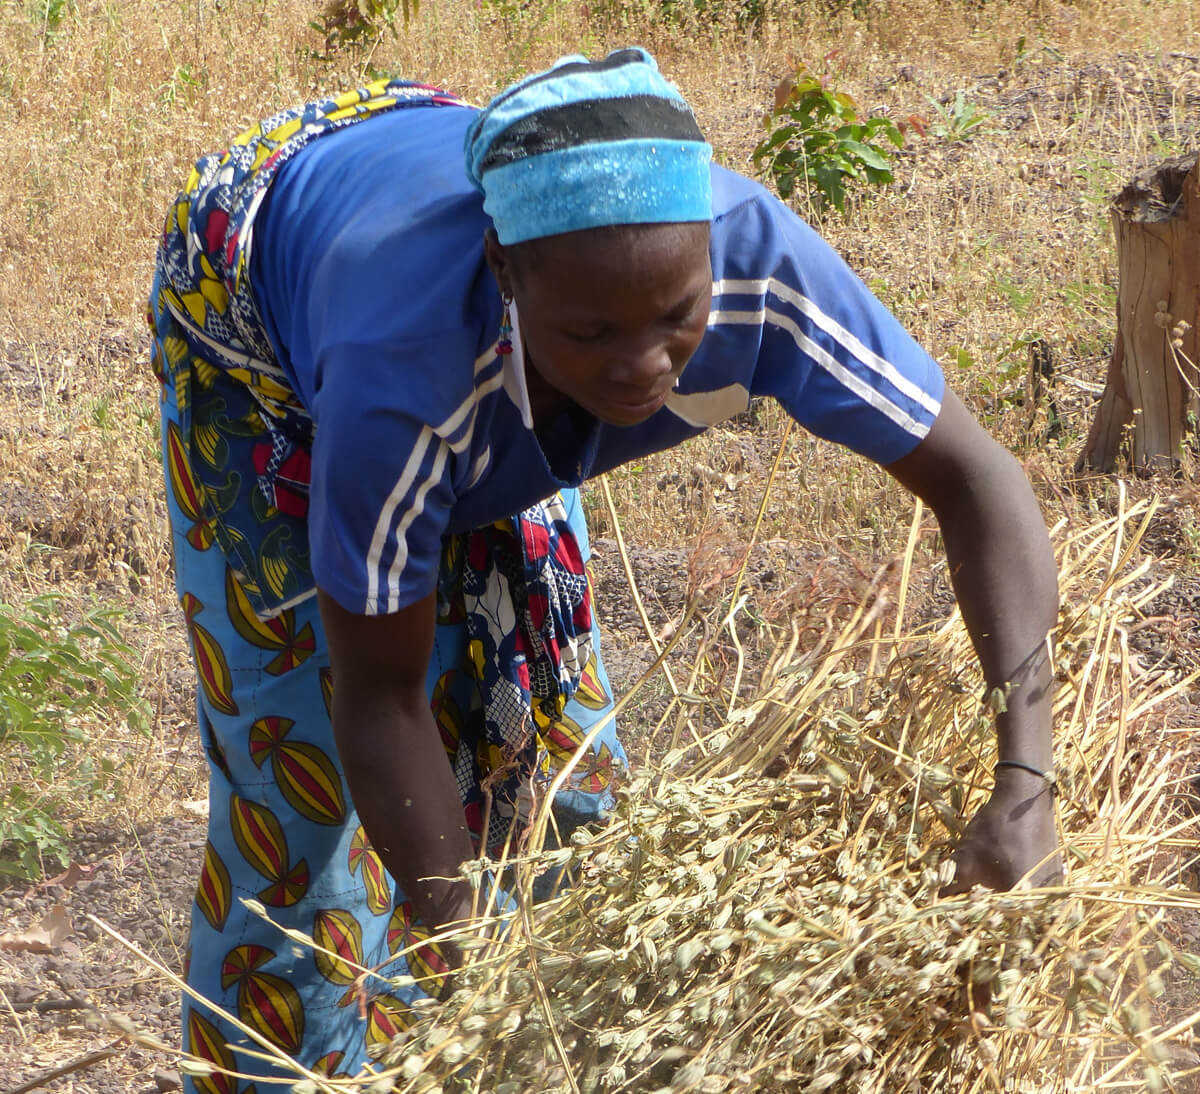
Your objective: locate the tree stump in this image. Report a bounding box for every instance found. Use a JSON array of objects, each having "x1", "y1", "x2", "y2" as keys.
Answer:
[{"x1": 1077, "y1": 153, "x2": 1200, "y2": 473}]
